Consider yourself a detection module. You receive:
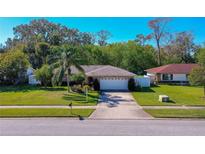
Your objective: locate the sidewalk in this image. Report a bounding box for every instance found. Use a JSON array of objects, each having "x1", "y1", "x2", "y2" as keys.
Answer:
[
  {"x1": 1, "y1": 105, "x2": 205, "y2": 110},
  {"x1": 0, "y1": 105, "x2": 96, "y2": 109},
  {"x1": 143, "y1": 106, "x2": 205, "y2": 109}
]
